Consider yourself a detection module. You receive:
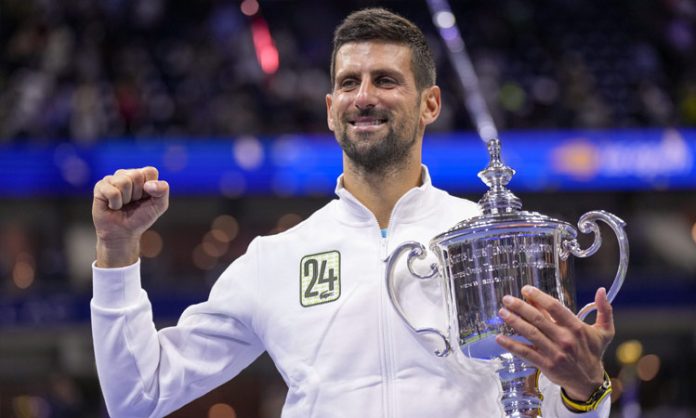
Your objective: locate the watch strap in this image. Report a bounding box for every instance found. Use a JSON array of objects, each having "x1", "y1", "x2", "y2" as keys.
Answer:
[{"x1": 560, "y1": 370, "x2": 612, "y2": 413}]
